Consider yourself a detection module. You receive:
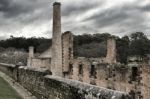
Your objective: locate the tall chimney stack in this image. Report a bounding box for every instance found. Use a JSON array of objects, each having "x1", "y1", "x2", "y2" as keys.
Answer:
[{"x1": 51, "y1": 2, "x2": 63, "y2": 77}]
